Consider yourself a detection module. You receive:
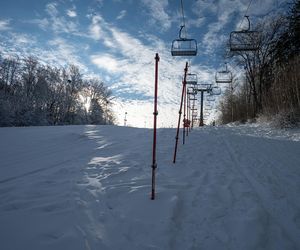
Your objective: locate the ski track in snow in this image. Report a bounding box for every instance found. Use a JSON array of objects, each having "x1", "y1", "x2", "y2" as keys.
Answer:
[{"x1": 0, "y1": 125, "x2": 299, "y2": 250}]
